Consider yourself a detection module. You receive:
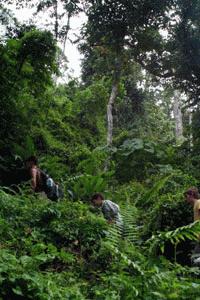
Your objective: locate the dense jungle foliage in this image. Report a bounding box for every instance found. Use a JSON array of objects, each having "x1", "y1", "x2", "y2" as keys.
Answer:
[{"x1": 2, "y1": 0, "x2": 200, "y2": 299}]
